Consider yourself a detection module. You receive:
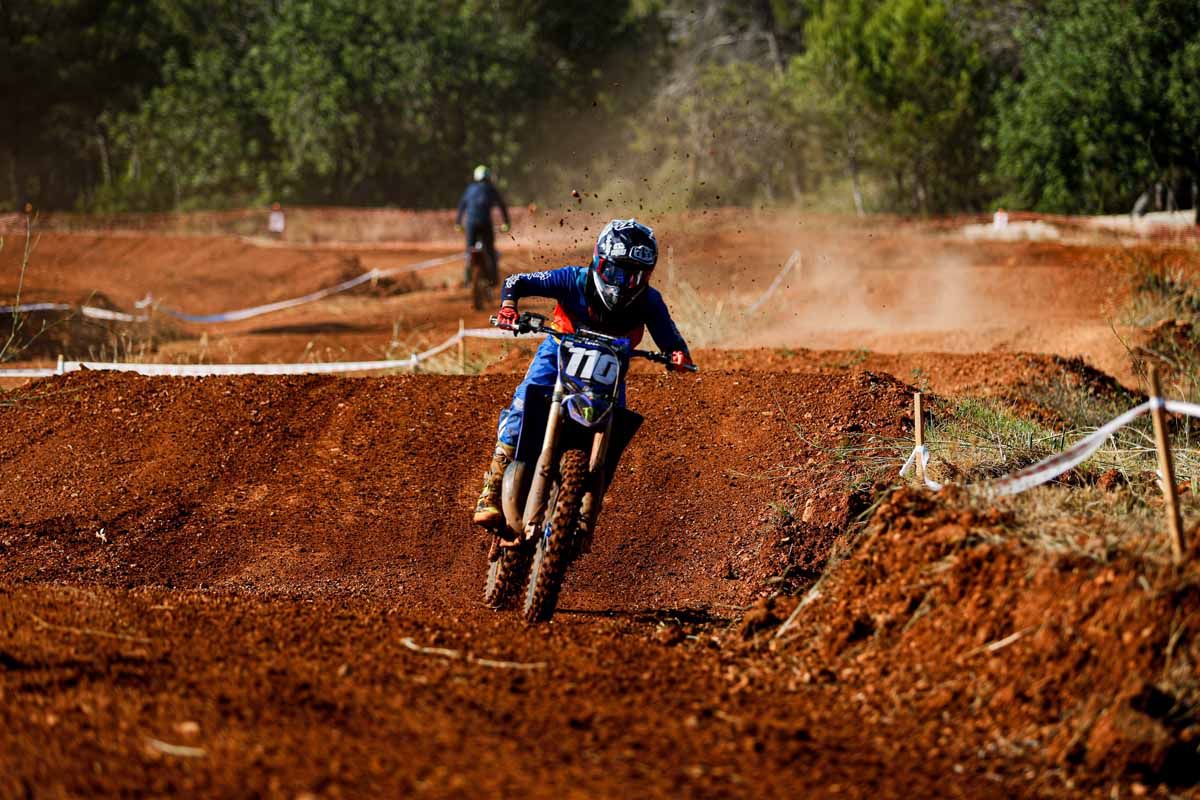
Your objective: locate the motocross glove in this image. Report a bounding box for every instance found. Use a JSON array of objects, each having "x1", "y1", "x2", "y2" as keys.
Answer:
[
  {"x1": 668, "y1": 350, "x2": 694, "y2": 371},
  {"x1": 496, "y1": 304, "x2": 519, "y2": 330},
  {"x1": 454, "y1": 223, "x2": 463, "y2": 232},
  {"x1": 500, "y1": 223, "x2": 511, "y2": 233}
]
